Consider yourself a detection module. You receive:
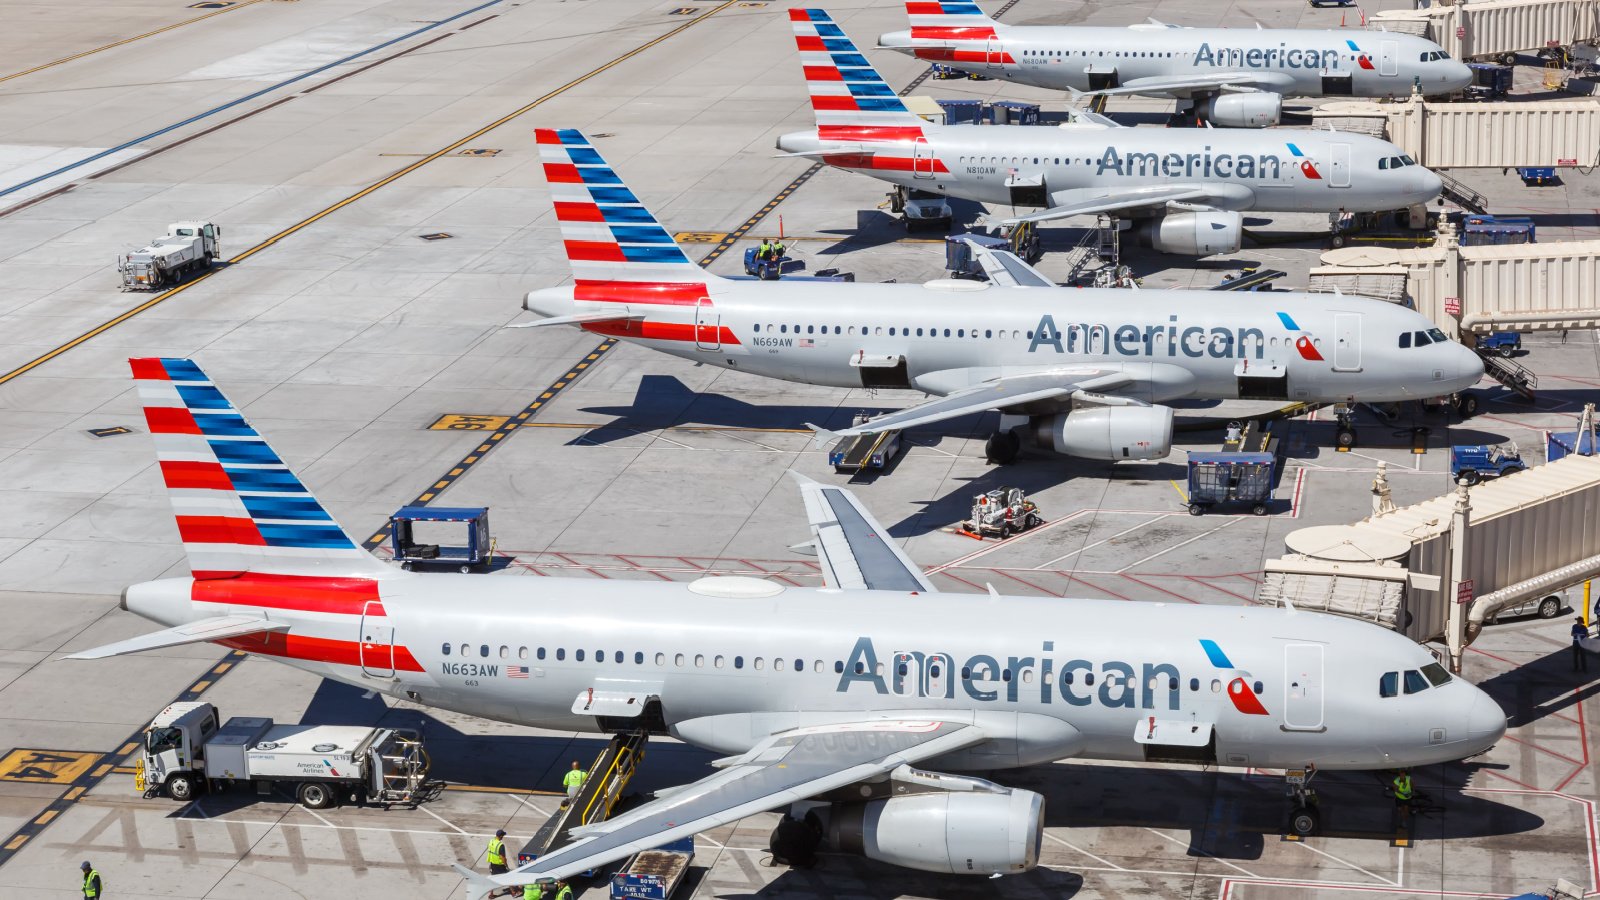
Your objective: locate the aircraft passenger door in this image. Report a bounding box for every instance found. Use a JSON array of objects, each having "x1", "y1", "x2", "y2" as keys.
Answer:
[
  {"x1": 912, "y1": 138, "x2": 934, "y2": 179},
  {"x1": 1329, "y1": 142, "x2": 1351, "y2": 188},
  {"x1": 1333, "y1": 312, "x2": 1362, "y2": 372},
  {"x1": 359, "y1": 600, "x2": 395, "y2": 678},
  {"x1": 925, "y1": 654, "x2": 951, "y2": 699},
  {"x1": 985, "y1": 38, "x2": 1005, "y2": 68},
  {"x1": 1283, "y1": 644, "x2": 1325, "y2": 731},
  {"x1": 694, "y1": 296, "x2": 721, "y2": 351},
  {"x1": 892, "y1": 652, "x2": 919, "y2": 696},
  {"x1": 1379, "y1": 40, "x2": 1399, "y2": 76}
]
